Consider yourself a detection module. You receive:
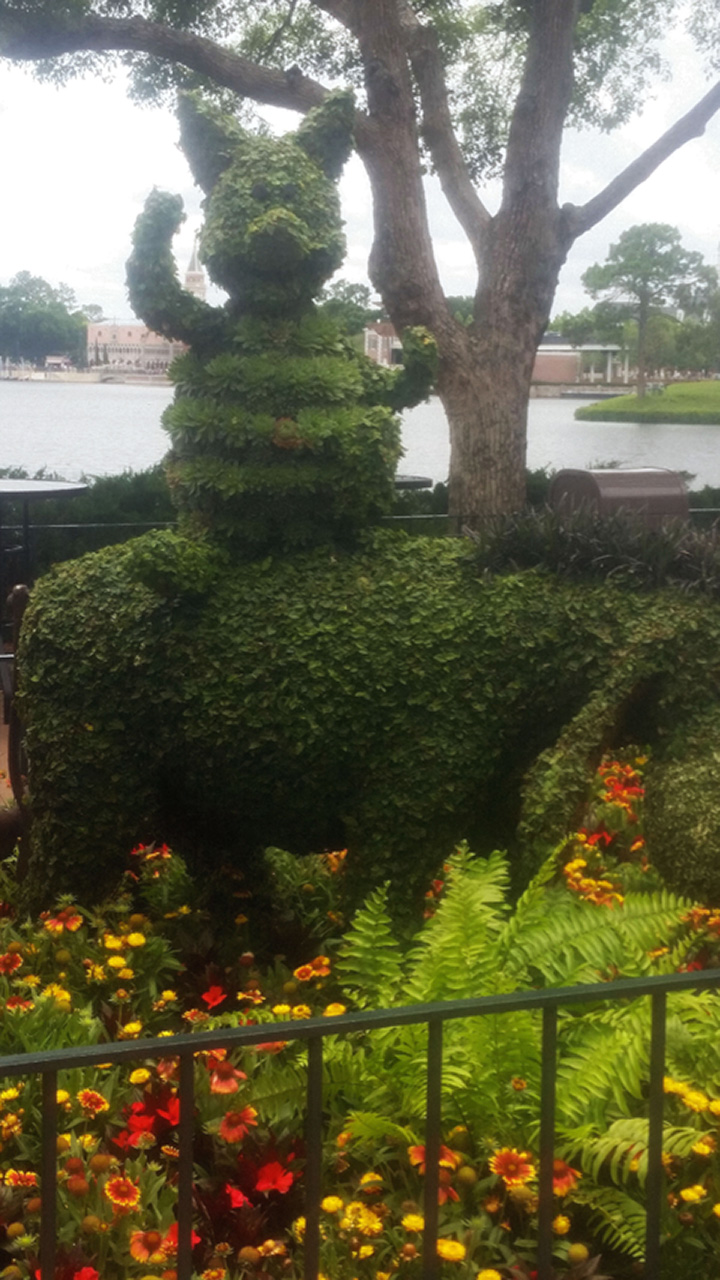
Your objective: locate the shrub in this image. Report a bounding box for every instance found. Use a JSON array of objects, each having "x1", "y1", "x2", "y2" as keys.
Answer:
[{"x1": 17, "y1": 526, "x2": 720, "y2": 909}]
